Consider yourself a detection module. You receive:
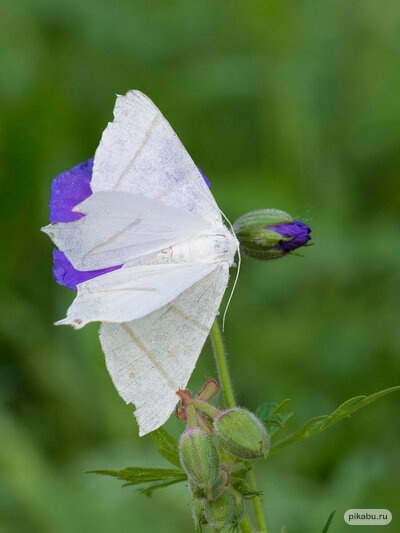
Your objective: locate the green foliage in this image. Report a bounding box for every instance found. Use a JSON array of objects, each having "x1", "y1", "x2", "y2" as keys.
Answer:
[
  {"x1": 270, "y1": 387, "x2": 400, "y2": 454},
  {"x1": 322, "y1": 510, "x2": 336, "y2": 533},
  {"x1": 150, "y1": 427, "x2": 181, "y2": 468},
  {"x1": 90, "y1": 428, "x2": 185, "y2": 497},
  {"x1": 86, "y1": 385, "x2": 399, "y2": 522},
  {"x1": 88, "y1": 466, "x2": 186, "y2": 494},
  {"x1": 254, "y1": 400, "x2": 294, "y2": 437},
  {"x1": 137, "y1": 479, "x2": 185, "y2": 497}
]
